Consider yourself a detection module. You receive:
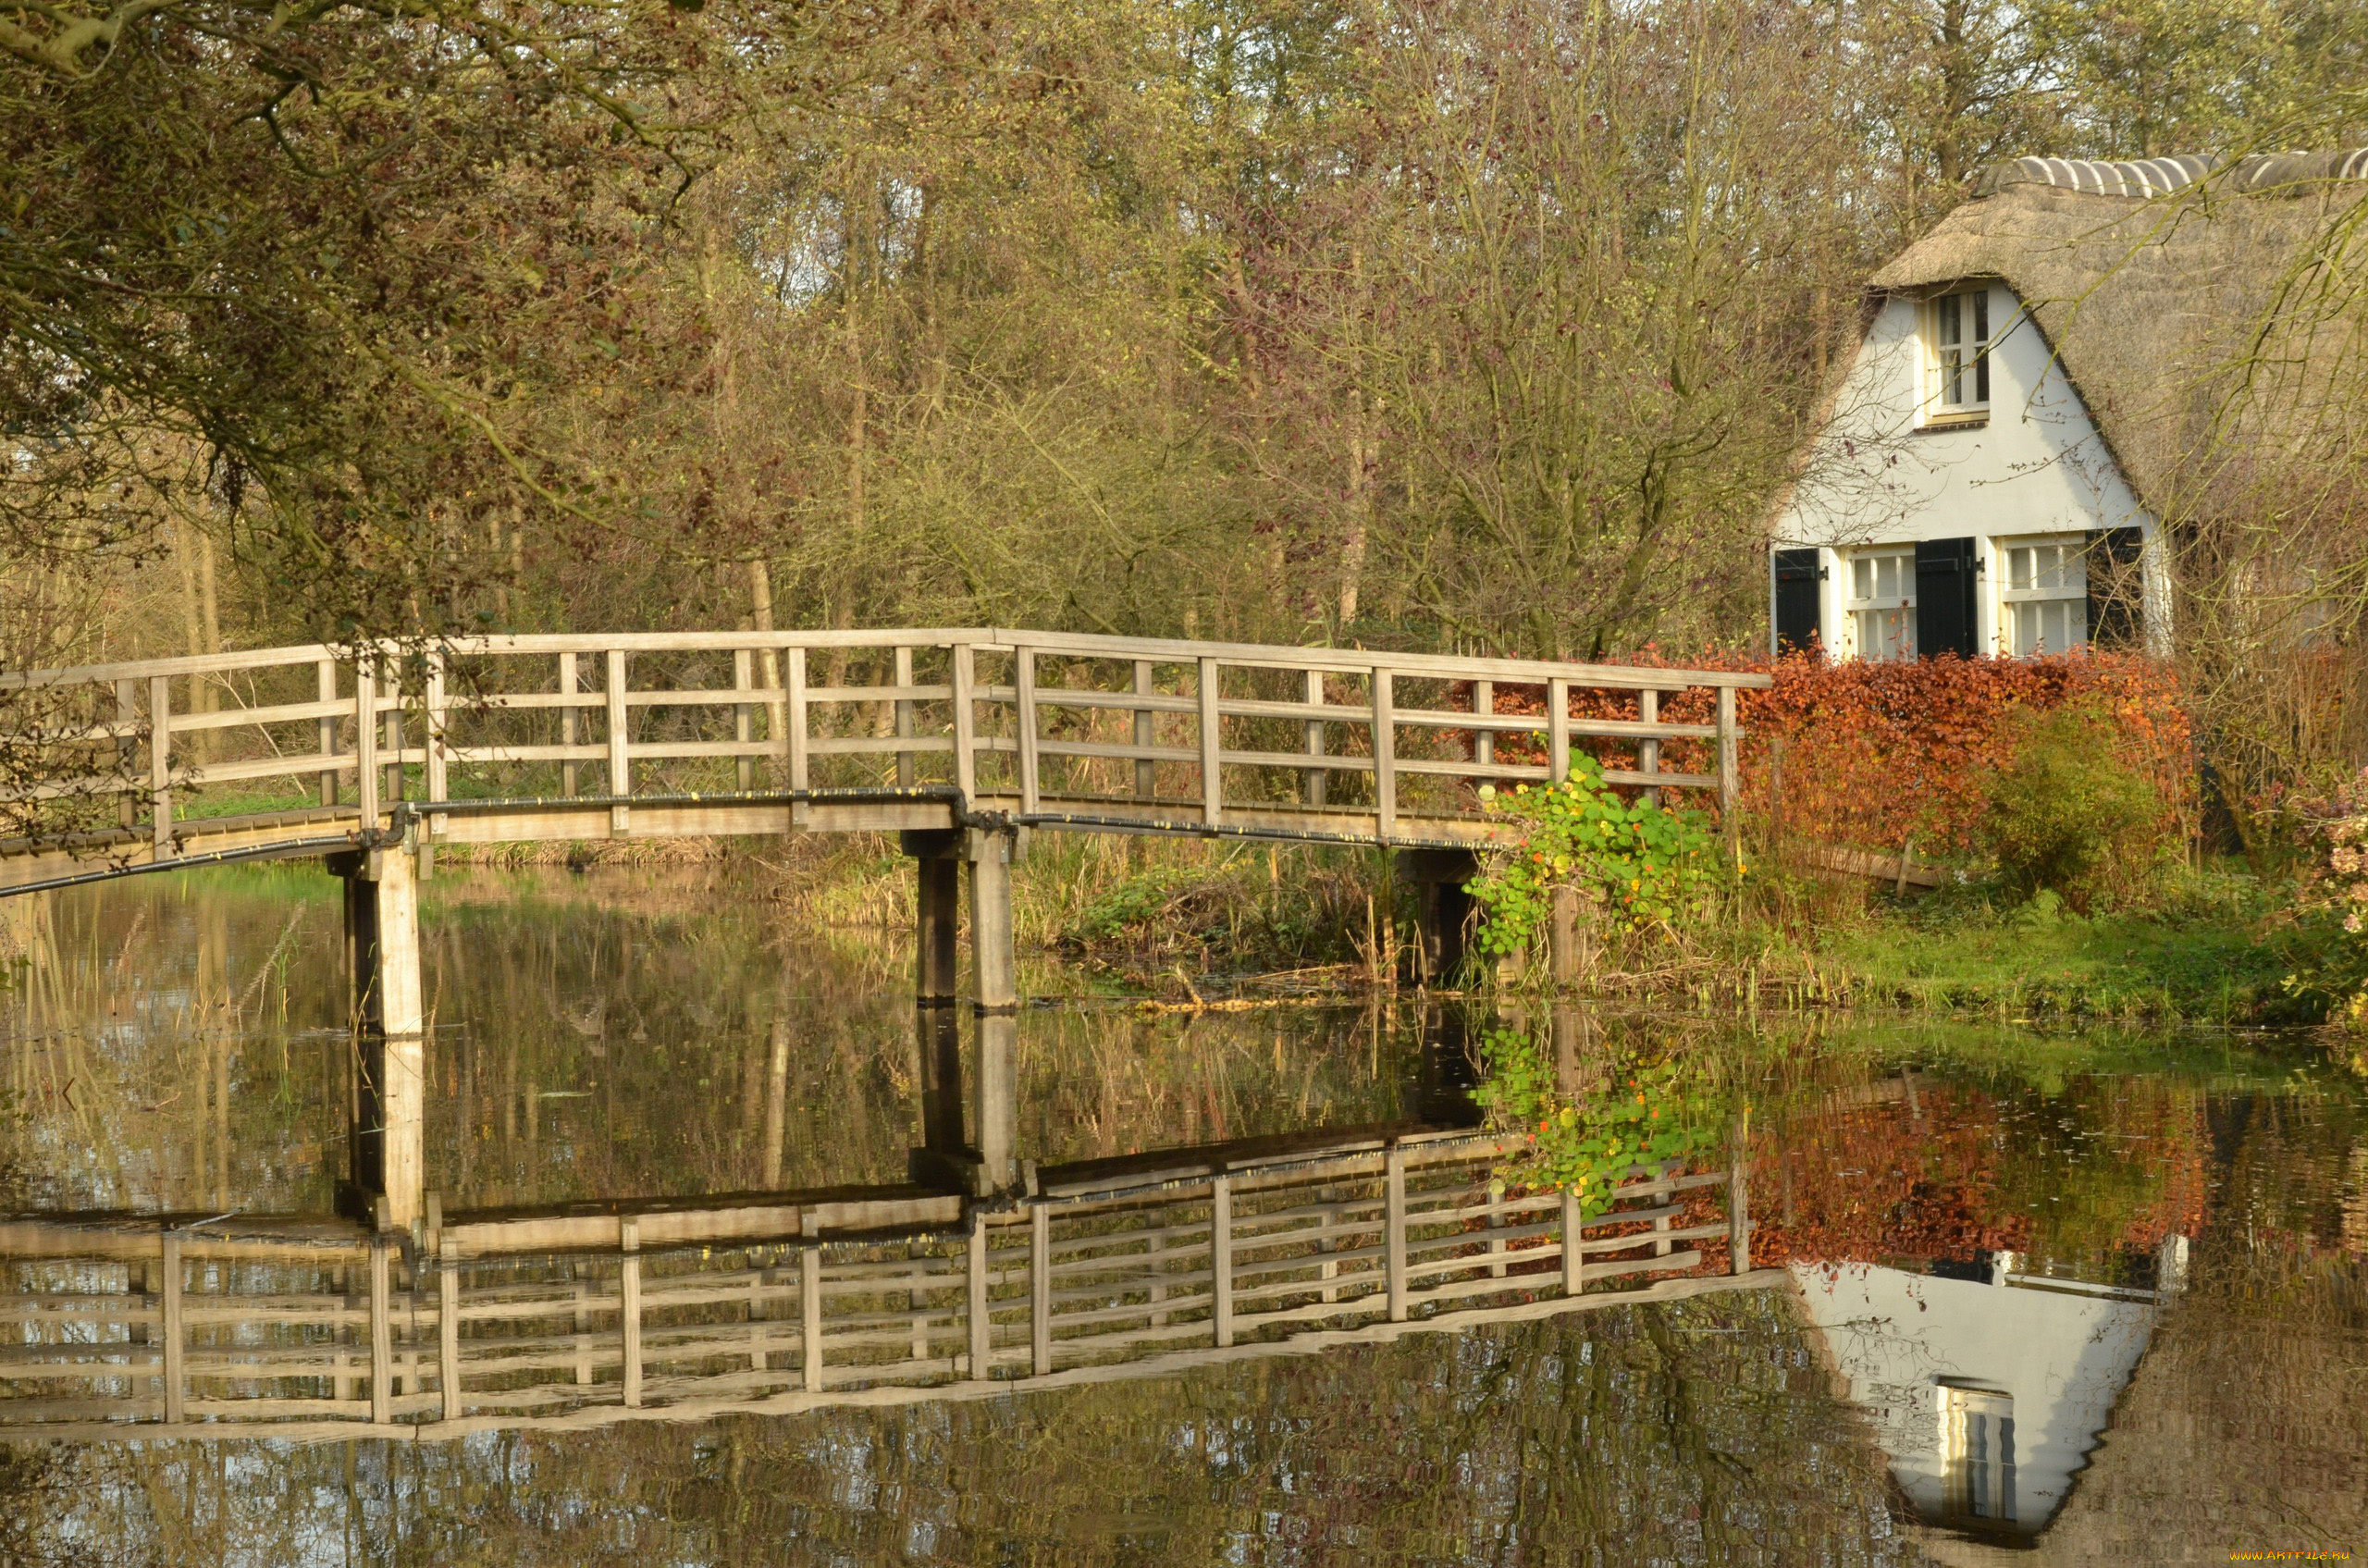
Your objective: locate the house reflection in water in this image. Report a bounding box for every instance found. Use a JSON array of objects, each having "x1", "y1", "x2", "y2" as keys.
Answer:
[{"x1": 1791, "y1": 1251, "x2": 2177, "y2": 1547}]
